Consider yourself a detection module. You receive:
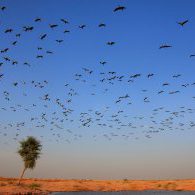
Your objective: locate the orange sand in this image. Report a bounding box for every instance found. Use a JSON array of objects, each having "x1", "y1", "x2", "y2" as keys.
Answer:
[{"x1": 1, "y1": 177, "x2": 195, "y2": 194}]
